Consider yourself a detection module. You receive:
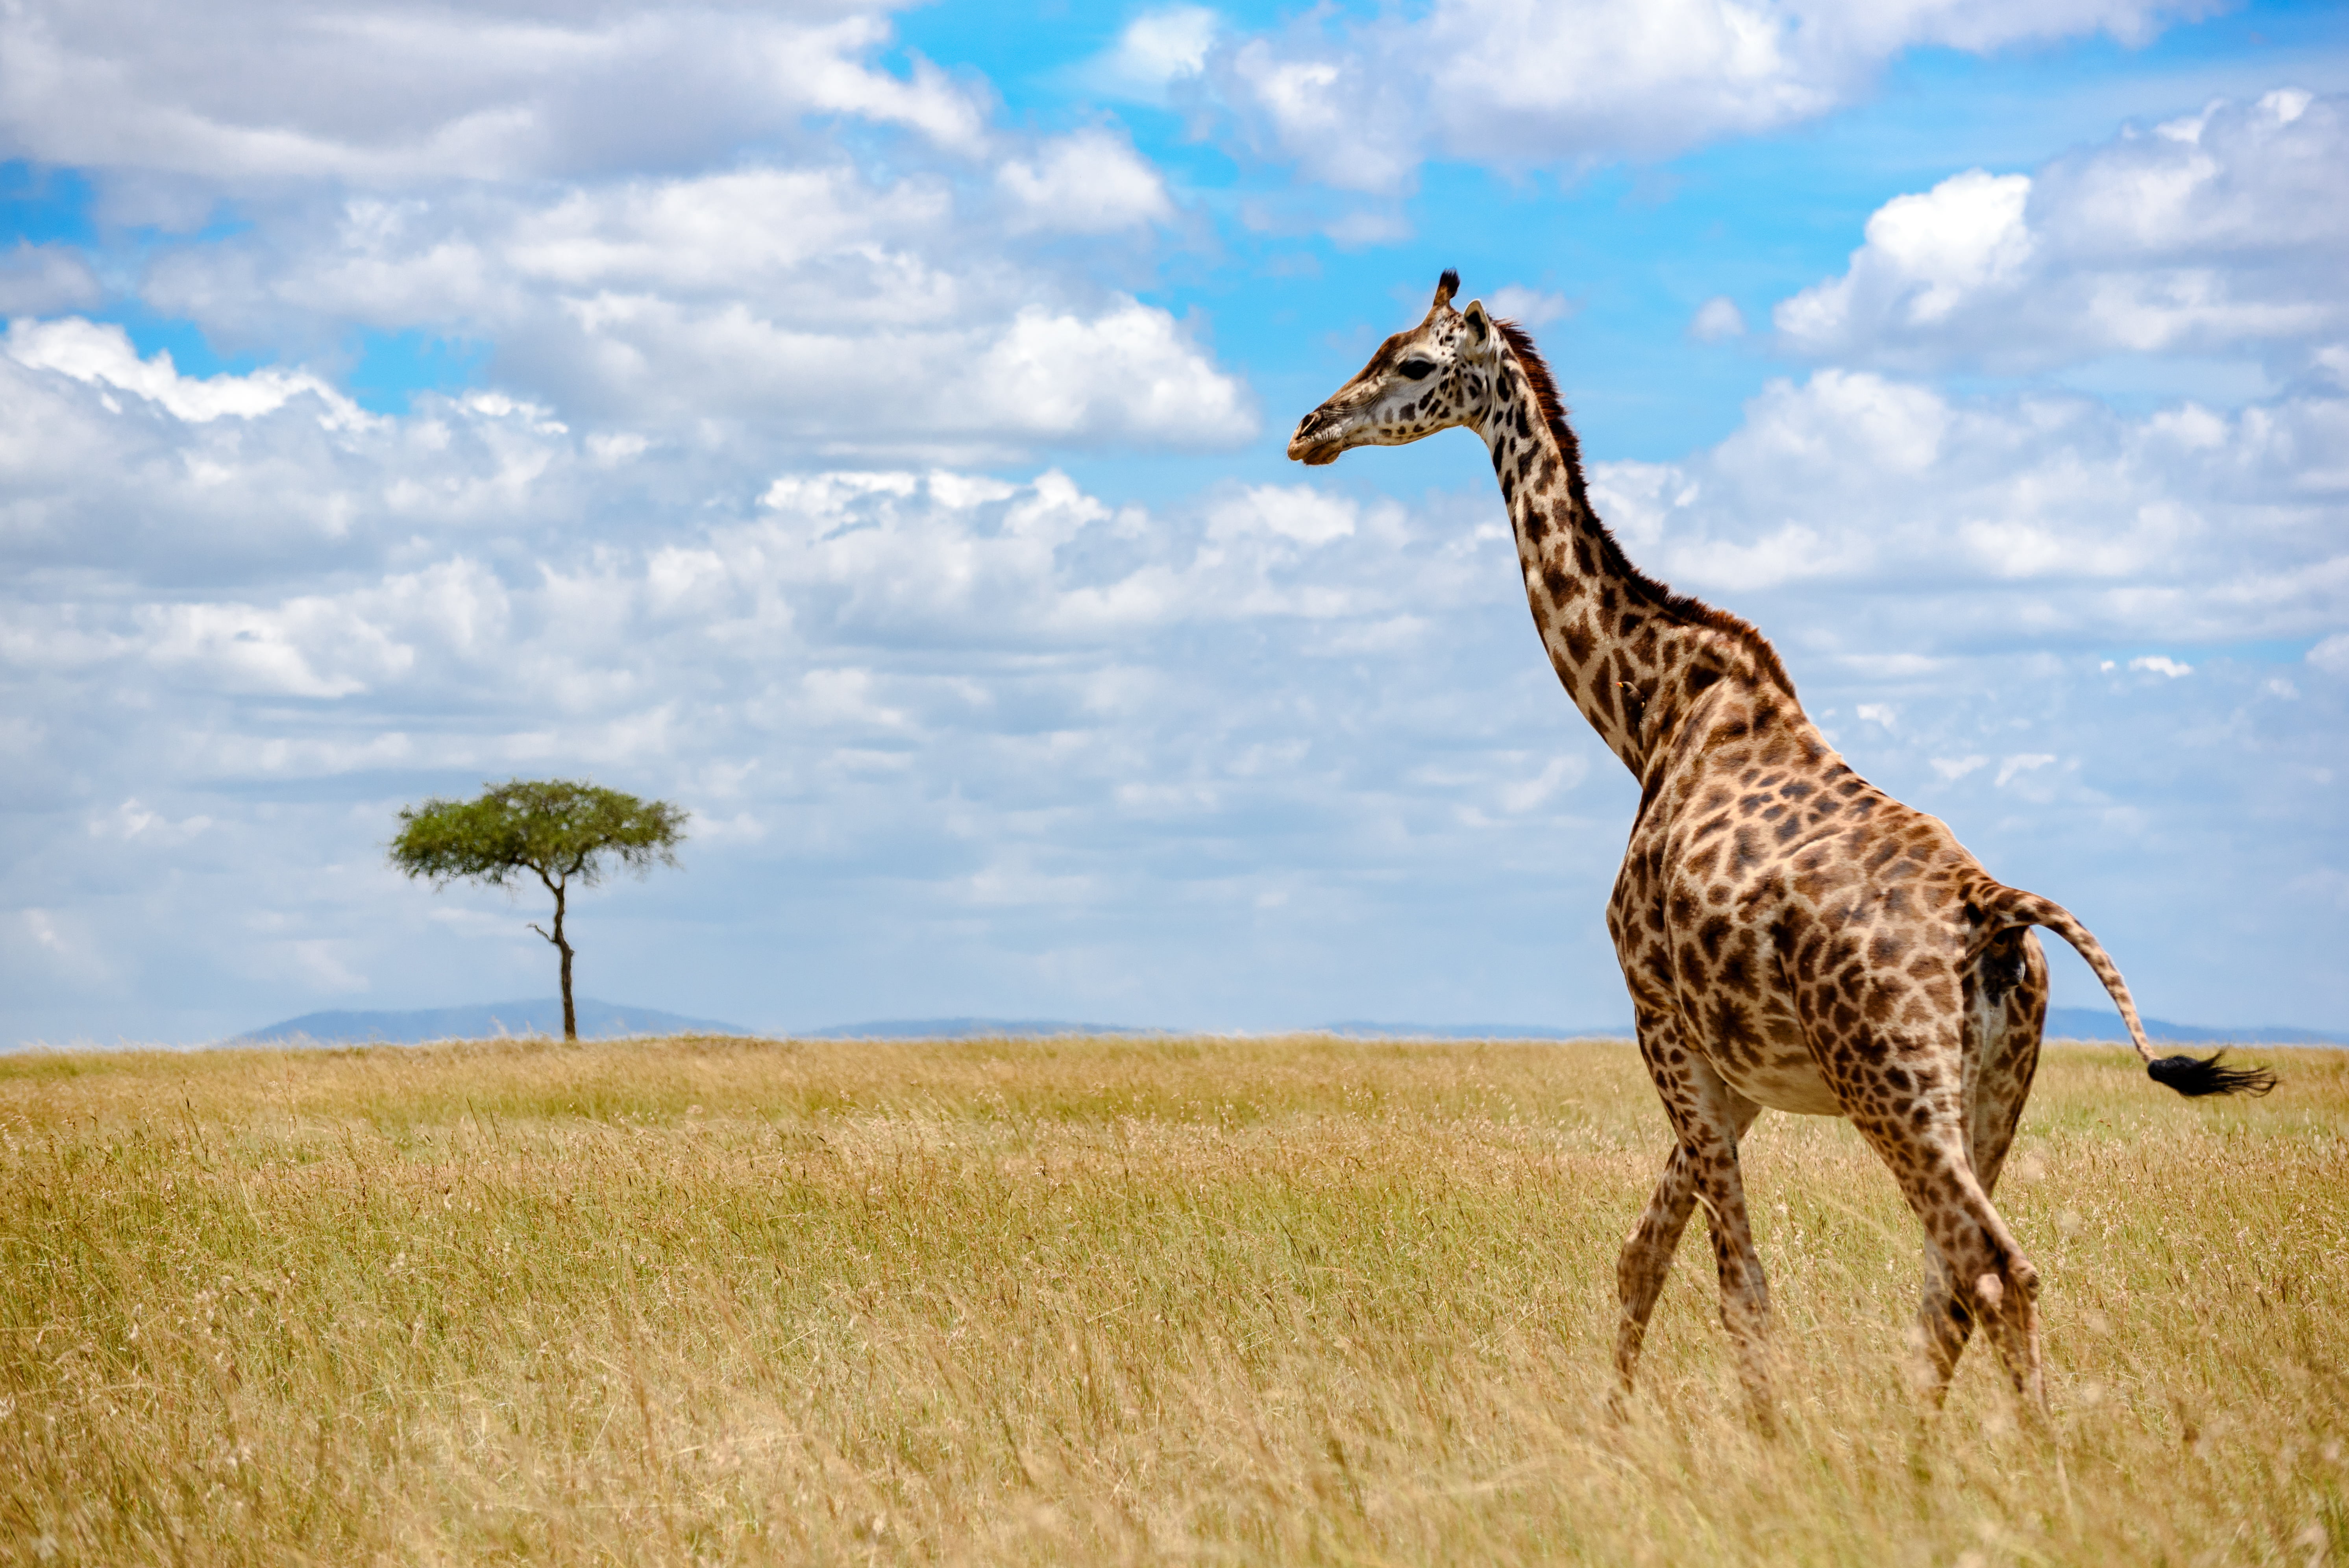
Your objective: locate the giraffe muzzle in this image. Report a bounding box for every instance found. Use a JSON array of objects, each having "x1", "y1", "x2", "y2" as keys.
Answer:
[{"x1": 1287, "y1": 408, "x2": 1345, "y2": 466}]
